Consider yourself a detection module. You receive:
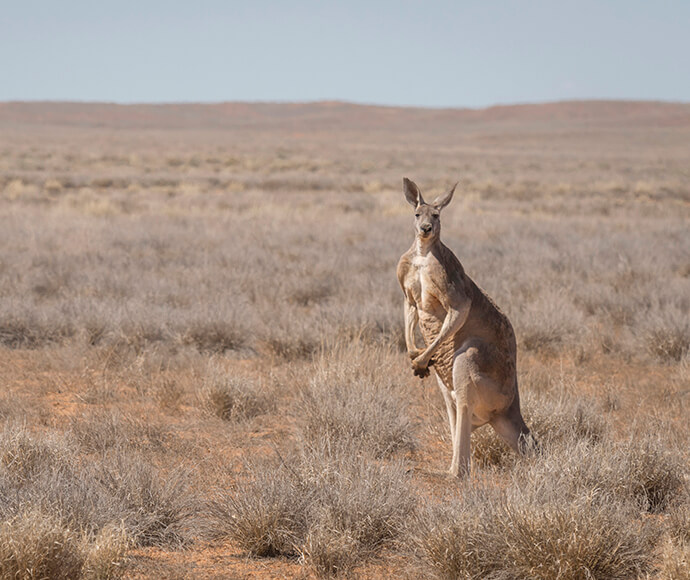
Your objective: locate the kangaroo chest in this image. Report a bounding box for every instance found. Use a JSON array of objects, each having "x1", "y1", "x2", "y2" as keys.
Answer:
[
  {"x1": 407, "y1": 256, "x2": 442, "y2": 313},
  {"x1": 406, "y1": 256, "x2": 457, "y2": 388}
]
